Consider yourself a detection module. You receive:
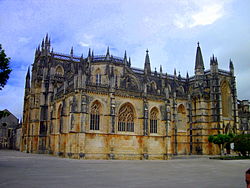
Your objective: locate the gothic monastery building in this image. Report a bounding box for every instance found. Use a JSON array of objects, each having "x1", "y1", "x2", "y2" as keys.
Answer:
[{"x1": 21, "y1": 35, "x2": 239, "y2": 159}]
